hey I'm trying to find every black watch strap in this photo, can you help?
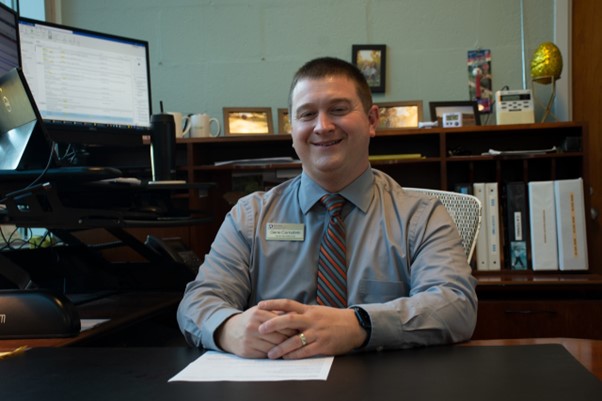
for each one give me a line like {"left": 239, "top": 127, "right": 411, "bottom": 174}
{"left": 351, "top": 306, "right": 372, "bottom": 348}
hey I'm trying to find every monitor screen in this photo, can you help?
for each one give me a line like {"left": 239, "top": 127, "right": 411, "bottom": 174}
{"left": 18, "top": 18, "right": 152, "bottom": 146}
{"left": 0, "top": 68, "right": 51, "bottom": 171}
{"left": 0, "top": 3, "right": 19, "bottom": 76}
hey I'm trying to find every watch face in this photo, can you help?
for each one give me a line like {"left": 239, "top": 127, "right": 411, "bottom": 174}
{"left": 353, "top": 307, "right": 371, "bottom": 330}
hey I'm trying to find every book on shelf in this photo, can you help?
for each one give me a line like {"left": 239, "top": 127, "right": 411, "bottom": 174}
{"left": 528, "top": 181, "right": 558, "bottom": 271}
{"left": 454, "top": 183, "right": 473, "bottom": 195}
{"left": 472, "top": 183, "right": 489, "bottom": 271}
{"left": 214, "top": 157, "right": 299, "bottom": 166}
{"left": 368, "top": 153, "right": 424, "bottom": 162}
{"left": 554, "top": 178, "right": 588, "bottom": 271}
{"left": 503, "top": 182, "right": 528, "bottom": 270}
{"left": 485, "top": 182, "right": 501, "bottom": 271}
{"left": 483, "top": 146, "right": 557, "bottom": 156}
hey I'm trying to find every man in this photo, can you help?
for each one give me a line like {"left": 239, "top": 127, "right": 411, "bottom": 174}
{"left": 177, "top": 57, "right": 477, "bottom": 359}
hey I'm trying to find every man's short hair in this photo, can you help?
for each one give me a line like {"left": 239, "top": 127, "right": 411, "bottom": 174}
{"left": 288, "top": 57, "right": 373, "bottom": 114}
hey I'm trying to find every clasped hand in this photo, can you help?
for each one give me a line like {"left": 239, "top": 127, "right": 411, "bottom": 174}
{"left": 216, "top": 299, "right": 366, "bottom": 359}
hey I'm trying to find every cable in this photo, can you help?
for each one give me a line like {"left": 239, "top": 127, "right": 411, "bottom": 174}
{"left": 0, "top": 226, "right": 29, "bottom": 251}
{"left": 22, "top": 140, "right": 56, "bottom": 190}
{"left": 0, "top": 142, "right": 57, "bottom": 250}
{"left": 0, "top": 140, "right": 56, "bottom": 205}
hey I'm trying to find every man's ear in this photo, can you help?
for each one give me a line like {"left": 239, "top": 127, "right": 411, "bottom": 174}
{"left": 367, "top": 105, "right": 379, "bottom": 137}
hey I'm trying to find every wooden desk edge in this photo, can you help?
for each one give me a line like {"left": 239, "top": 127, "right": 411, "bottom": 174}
{"left": 463, "top": 337, "right": 602, "bottom": 380}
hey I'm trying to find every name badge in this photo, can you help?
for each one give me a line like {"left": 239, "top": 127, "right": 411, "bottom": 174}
{"left": 266, "top": 223, "right": 305, "bottom": 241}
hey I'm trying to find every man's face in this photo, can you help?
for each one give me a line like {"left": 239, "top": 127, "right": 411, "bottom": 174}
{"left": 290, "top": 75, "right": 378, "bottom": 189}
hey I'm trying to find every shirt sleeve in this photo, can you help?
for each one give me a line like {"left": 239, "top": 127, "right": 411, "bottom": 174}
{"left": 358, "top": 196, "right": 478, "bottom": 351}
{"left": 176, "top": 200, "right": 253, "bottom": 350}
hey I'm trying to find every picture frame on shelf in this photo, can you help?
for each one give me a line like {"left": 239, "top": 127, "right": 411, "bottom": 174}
{"left": 375, "top": 101, "right": 423, "bottom": 130}
{"left": 223, "top": 107, "right": 274, "bottom": 135}
{"left": 277, "top": 108, "right": 291, "bottom": 135}
{"left": 428, "top": 101, "right": 481, "bottom": 126}
{"left": 352, "top": 44, "right": 386, "bottom": 93}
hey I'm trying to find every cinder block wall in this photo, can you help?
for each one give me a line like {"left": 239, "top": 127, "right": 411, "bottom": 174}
{"left": 60, "top": 0, "right": 554, "bottom": 126}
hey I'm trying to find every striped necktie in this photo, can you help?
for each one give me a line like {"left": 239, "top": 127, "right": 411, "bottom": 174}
{"left": 316, "top": 194, "right": 347, "bottom": 308}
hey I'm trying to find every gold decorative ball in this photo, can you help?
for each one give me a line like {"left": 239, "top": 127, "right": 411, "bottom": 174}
{"left": 530, "top": 42, "right": 563, "bottom": 84}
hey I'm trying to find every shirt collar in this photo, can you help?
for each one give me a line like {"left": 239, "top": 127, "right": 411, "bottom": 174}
{"left": 299, "top": 168, "right": 374, "bottom": 214}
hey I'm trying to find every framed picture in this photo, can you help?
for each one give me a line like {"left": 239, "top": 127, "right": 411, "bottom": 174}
{"left": 223, "top": 107, "right": 274, "bottom": 135}
{"left": 277, "top": 108, "right": 291, "bottom": 135}
{"left": 376, "top": 101, "right": 423, "bottom": 130}
{"left": 352, "top": 44, "right": 386, "bottom": 93}
{"left": 428, "top": 101, "right": 481, "bottom": 126}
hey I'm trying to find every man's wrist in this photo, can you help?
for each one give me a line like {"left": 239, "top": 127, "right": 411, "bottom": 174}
{"left": 350, "top": 306, "right": 372, "bottom": 349}
{"left": 214, "top": 313, "right": 238, "bottom": 353}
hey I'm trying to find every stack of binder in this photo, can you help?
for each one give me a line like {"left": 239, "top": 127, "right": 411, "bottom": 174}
{"left": 472, "top": 178, "right": 588, "bottom": 271}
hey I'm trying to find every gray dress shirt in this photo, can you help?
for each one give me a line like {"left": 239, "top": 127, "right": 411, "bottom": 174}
{"left": 177, "top": 168, "right": 478, "bottom": 351}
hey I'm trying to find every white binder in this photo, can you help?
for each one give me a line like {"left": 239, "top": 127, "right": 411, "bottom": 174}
{"left": 528, "top": 181, "right": 558, "bottom": 271}
{"left": 554, "top": 178, "right": 588, "bottom": 271}
{"left": 472, "top": 183, "right": 489, "bottom": 270}
{"left": 485, "top": 182, "right": 501, "bottom": 270}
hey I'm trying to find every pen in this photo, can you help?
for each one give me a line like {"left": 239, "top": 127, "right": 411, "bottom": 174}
{"left": 0, "top": 346, "right": 29, "bottom": 360}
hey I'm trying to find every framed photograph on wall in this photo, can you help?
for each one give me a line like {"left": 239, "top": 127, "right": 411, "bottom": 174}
{"left": 376, "top": 101, "right": 423, "bottom": 130}
{"left": 352, "top": 44, "right": 386, "bottom": 93}
{"left": 428, "top": 101, "right": 481, "bottom": 126}
{"left": 277, "top": 108, "right": 291, "bottom": 135}
{"left": 223, "top": 107, "right": 274, "bottom": 135}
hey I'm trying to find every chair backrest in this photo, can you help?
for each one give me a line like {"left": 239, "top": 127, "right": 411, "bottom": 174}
{"left": 404, "top": 187, "right": 482, "bottom": 263}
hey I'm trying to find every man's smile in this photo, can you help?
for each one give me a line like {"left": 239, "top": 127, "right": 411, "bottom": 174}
{"left": 313, "top": 139, "right": 343, "bottom": 147}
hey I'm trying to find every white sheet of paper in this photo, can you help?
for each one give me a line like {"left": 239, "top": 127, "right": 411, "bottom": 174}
{"left": 80, "top": 319, "right": 110, "bottom": 332}
{"left": 168, "top": 351, "right": 334, "bottom": 382}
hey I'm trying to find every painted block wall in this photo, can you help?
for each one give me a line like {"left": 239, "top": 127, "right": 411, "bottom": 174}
{"left": 60, "top": 0, "right": 555, "bottom": 128}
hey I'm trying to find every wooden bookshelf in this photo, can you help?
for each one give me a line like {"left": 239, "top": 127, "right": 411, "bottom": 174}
{"left": 173, "top": 122, "right": 592, "bottom": 271}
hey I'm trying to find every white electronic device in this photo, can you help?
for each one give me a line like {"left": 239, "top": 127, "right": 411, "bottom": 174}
{"left": 495, "top": 89, "right": 535, "bottom": 125}
{"left": 442, "top": 112, "right": 462, "bottom": 128}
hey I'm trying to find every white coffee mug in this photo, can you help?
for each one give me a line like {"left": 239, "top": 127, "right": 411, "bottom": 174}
{"left": 190, "top": 113, "right": 221, "bottom": 138}
{"left": 168, "top": 111, "right": 191, "bottom": 137}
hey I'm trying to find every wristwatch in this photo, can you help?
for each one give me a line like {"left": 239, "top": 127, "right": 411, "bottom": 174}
{"left": 351, "top": 306, "right": 372, "bottom": 348}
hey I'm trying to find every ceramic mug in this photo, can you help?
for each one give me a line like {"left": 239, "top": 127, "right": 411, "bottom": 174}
{"left": 190, "top": 113, "right": 221, "bottom": 138}
{"left": 168, "top": 111, "right": 191, "bottom": 137}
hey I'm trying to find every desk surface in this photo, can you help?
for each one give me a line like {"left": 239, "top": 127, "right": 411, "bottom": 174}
{"left": 0, "top": 343, "right": 600, "bottom": 401}
{"left": 0, "top": 291, "right": 182, "bottom": 349}
{"left": 467, "top": 337, "right": 602, "bottom": 381}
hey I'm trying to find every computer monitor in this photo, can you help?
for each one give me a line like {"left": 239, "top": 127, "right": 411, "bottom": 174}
{"left": 0, "top": 2, "right": 20, "bottom": 76}
{"left": 0, "top": 68, "right": 51, "bottom": 171}
{"left": 18, "top": 17, "right": 152, "bottom": 147}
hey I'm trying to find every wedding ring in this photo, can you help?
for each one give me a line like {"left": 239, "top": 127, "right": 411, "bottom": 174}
{"left": 299, "top": 332, "right": 308, "bottom": 347}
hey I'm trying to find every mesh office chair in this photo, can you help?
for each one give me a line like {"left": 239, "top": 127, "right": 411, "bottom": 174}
{"left": 404, "top": 188, "right": 482, "bottom": 263}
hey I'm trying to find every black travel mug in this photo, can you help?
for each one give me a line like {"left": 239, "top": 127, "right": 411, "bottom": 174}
{"left": 150, "top": 113, "right": 176, "bottom": 181}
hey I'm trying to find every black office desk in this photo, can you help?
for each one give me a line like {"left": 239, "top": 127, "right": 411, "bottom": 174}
{"left": 1, "top": 345, "right": 600, "bottom": 401}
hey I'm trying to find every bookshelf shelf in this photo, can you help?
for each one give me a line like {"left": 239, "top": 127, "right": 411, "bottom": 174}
{"left": 446, "top": 152, "right": 584, "bottom": 162}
